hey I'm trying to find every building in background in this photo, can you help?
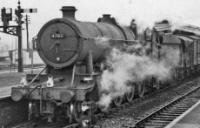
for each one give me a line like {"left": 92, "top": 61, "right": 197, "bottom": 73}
{"left": 0, "top": 32, "right": 43, "bottom": 70}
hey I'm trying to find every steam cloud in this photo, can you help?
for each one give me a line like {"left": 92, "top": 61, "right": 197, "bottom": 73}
{"left": 95, "top": 37, "right": 180, "bottom": 110}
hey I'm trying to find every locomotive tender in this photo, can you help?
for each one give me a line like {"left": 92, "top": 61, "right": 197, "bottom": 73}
{"left": 11, "top": 6, "right": 137, "bottom": 123}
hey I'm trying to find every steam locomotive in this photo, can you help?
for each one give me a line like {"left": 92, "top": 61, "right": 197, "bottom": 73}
{"left": 11, "top": 6, "right": 138, "bottom": 125}
{"left": 11, "top": 6, "right": 200, "bottom": 126}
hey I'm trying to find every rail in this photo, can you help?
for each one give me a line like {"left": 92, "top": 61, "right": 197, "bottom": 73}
{"left": 133, "top": 85, "right": 200, "bottom": 128}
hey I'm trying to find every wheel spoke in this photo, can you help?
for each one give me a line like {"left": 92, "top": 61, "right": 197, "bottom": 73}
{"left": 113, "top": 96, "right": 123, "bottom": 107}
{"left": 72, "top": 101, "right": 83, "bottom": 123}
{"left": 137, "top": 82, "right": 145, "bottom": 97}
{"left": 125, "top": 85, "right": 135, "bottom": 102}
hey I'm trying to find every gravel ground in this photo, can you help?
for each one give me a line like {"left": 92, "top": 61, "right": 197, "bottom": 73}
{"left": 95, "top": 78, "right": 200, "bottom": 128}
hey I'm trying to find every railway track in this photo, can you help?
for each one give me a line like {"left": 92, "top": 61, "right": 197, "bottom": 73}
{"left": 131, "top": 83, "right": 200, "bottom": 128}
{"left": 94, "top": 77, "right": 200, "bottom": 128}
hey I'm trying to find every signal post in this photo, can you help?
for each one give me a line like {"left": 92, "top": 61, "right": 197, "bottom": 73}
{"left": 0, "top": 0, "right": 37, "bottom": 72}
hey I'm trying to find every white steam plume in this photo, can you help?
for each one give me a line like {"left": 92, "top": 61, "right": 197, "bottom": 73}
{"left": 95, "top": 38, "right": 180, "bottom": 110}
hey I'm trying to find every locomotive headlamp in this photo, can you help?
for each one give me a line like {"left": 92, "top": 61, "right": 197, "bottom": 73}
{"left": 46, "top": 75, "right": 54, "bottom": 87}
{"left": 81, "top": 102, "right": 90, "bottom": 112}
{"left": 82, "top": 77, "right": 93, "bottom": 82}
{"left": 20, "top": 76, "right": 28, "bottom": 86}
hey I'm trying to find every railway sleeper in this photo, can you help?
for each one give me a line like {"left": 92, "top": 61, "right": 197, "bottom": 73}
{"left": 168, "top": 106, "right": 191, "bottom": 110}
{"left": 160, "top": 112, "right": 183, "bottom": 116}
{"left": 156, "top": 115, "right": 179, "bottom": 118}
{"left": 151, "top": 117, "right": 174, "bottom": 121}
{"left": 171, "top": 102, "right": 193, "bottom": 106}
{"left": 144, "top": 126, "right": 163, "bottom": 128}
{"left": 144, "top": 122, "right": 169, "bottom": 127}
{"left": 144, "top": 125, "right": 167, "bottom": 128}
{"left": 159, "top": 110, "right": 183, "bottom": 113}
{"left": 186, "top": 98, "right": 200, "bottom": 102}
{"left": 145, "top": 122, "right": 169, "bottom": 126}
{"left": 169, "top": 105, "right": 191, "bottom": 109}
{"left": 167, "top": 107, "right": 190, "bottom": 112}
{"left": 166, "top": 107, "right": 189, "bottom": 111}
{"left": 148, "top": 120, "right": 171, "bottom": 123}
{"left": 183, "top": 97, "right": 199, "bottom": 100}
{"left": 165, "top": 109, "right": 188, "bottom": 113}
{"left": 159, "top": 113, "right": 180, "bottom": 116}
{"left": 174, "top": 100, "right": 197, "bottom": 105}
{"left": 144, "top": 124, "right": 167, "bottom": 128}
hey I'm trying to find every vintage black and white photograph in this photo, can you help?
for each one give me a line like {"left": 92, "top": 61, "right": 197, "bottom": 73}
{"left": 0, "top": 0, "right": 200, "bottom": 127}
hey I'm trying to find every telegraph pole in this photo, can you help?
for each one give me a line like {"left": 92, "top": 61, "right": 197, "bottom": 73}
{"left": 25, "top": 14, "right": 30, "bottom": 50}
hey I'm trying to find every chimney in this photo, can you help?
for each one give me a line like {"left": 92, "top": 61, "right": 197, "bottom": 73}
{"left": 102, "top": 14, "right": 111, "bottom": 21}
{"left": 61, "top": 6, "right": 77, "bottom": 19}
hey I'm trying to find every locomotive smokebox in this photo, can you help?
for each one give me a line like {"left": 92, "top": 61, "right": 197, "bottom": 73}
{"left": 61, "top": 6, "right": 77, "bottom": 19}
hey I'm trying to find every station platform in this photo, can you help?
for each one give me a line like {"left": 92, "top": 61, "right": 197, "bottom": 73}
{"left": 0, "top": 72, "right": 23, "bottom": 99}
{"left": 165, "top": 100, "right": 200, "bottom": 128}
{"left": 0, "top": 68, "right": 43, "bottom": 99}
{"left": 0, "top": 72, "right": 23, "bottom": 87}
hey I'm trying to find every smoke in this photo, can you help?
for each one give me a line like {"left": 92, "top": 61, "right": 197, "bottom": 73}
{"left": 96, "top": 38, "right": 180, "bottom": 110}
{"left": 95, "top": 36, "right": 110, "bottom": 48}
{"left": 71, "top": 0, "right": 200, "bottom": 33}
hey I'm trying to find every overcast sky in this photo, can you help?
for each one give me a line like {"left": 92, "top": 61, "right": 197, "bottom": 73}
{"left": 1, "top": 0, "right": 200, "bottom": 38}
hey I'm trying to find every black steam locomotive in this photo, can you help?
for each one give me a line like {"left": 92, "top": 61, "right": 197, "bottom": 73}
{"left": 11, "top": 6, "right": 137, "bottom": 124}
{"left": 11, "top": 6, "right": 200, "bottom": 126}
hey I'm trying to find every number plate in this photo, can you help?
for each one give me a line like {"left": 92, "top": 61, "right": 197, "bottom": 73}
{"left": 51, "top": 32, "right": 65, "bottom": 39}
